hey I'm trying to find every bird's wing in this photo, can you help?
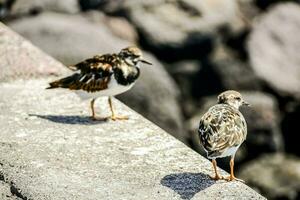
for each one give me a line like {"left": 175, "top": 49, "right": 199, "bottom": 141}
{"left": 47, "top": 54, "right": 118, "bottom": 92}
{"left": 198, "top": 105, "right": 247, "bottom": 154}
{"left": 67, "top": 54, "right": 118, "bottom": 72}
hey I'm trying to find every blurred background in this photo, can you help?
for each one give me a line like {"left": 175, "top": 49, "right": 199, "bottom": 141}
{"left": 1, "top": 0, "right": 300, "bottom": 199}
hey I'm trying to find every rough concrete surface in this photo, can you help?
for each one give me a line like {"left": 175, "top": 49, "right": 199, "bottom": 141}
{"left": 0, "top": 79, "right": 265, "bottom": 200}
{"left": 0, "top": 22, "right": 68, "bottom": 83}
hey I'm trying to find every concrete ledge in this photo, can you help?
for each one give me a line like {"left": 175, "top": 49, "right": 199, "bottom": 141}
{"left": 0, "top": 22, "right": 265, "bottom": 199}
{"left": 0, "top": 22, "right": 67, "bottom": 83}
{"left": 0, "top": 79, "right": 265, "bottom": 200}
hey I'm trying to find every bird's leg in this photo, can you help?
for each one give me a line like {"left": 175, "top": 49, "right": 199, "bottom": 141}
{"left": 224, "top": 156, "right": 244, "bottom": 182}
{"left": 108, "top": 96, "right": 128, "bottom": 121}
{"left": 90, "top": 98, "right": 96, "bottom": 120}
{"left": 210, "top": 159, "right": 222, "bottom": 180}
{"left": 90, "top": 99, "right": 108, "bottom": 121}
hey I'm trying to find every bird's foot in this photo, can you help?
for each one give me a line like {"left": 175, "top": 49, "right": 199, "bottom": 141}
{"left": 90, "top": 116, "right": 109, "bottom": 121}
{"left": 110, "top": 115, "right": 129, "bottom": 121}
{"left": 209, "top": 174, "right": 223, "bottom": 181}
{"left": 223, "top": 175, "right": 244, "bottom": 182}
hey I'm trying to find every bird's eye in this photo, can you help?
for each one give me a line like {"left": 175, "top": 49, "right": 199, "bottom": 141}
{"left": 235, "top": 97, "right": 241, "bottom": 100}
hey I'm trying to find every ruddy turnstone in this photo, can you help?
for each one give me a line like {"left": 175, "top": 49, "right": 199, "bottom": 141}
{"left": 47, "top": 46, "right": 152, "bottom": 120}
{"left": 198, "top": 90, "right": 250, "bottom": 181}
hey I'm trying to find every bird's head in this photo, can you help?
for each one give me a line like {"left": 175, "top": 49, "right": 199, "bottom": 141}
{"left": 118, "top": 46, "right": 152, "bottom": 67}
{"left": 217, "top": 90, "right": 250, "bottom": 109}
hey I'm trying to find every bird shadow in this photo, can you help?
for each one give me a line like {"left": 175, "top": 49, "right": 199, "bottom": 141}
{"left": 160, "top": 172, "right": 216, "bottom": 200}
{"left": 29, "top": 114, "right": 107, "bottom": 125}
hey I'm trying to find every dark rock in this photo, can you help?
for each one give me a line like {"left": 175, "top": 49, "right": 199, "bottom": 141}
{"left": 186, "top": 45, "right": 262, "bottom": 99}
{"left": 121, "top": 0, "right": 246, "bottom": 61}
{"left": 240, "top": 92, "right": 284, "bottom": 159}
{"left": 281, "top": 102, "right": 300, "bottom": 156}
{"left": 248, "top": 3, "right": 300, "bottom": 100}
{"left": 255, "top": 0, "right": 299, "bottom": 10}
{"left": 9, "top": 0, "right": 80, "bottom": 17}
{"left": 0, "top": 0, "right": 15, "bottom": 19}
{"left": 187, "top": 91, "right": 283, "bottom": 164}
{"left": 79, "top": 0, "right": 106, "bottom": 11}
{"left": 238, "top": 153, "right": 300, "bottom": 200}
{"left": 210, "top": 45, "right": 263, "bottom": 91}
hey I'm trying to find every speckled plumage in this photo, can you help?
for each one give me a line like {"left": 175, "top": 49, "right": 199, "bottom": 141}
{"left": 199, "top": 104, "right": 247, "bottom": 159}
{"left": 198, "top": 90, "right": 249, "bottom": 181}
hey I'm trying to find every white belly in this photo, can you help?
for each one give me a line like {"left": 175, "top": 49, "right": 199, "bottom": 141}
{"left": 75, "top": 78, "right": 135, "bottom": 100}
{"left": 219, "top": 145, "right": 240, "bottom": 158}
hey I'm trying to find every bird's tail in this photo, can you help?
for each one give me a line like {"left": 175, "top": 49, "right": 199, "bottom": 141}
{"left": 46, "top": 74, "right": 80, "bottom": 89}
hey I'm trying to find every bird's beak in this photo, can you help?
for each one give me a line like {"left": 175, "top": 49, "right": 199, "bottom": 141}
{"left": 140, "top": 59, "right": 152, "bottom": 65}
{"left": 242, "top": 101, "right": 250, "bottom": 106}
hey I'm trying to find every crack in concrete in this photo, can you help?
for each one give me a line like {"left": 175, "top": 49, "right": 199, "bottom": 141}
{"left": 10, "top": 182, "right": 28, "bottom": 200}
{"left": 0, "top": 170, "right": 28, "bottom": 200}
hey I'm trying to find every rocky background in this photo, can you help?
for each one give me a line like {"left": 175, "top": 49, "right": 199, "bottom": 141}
{"left": 1, "top": 0, "right": 300, "bottom": 199}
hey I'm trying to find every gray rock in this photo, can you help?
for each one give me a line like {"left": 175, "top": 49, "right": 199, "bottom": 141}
{"left": 238, "top": 153, "right": 300, "bottom": 200}
{"left": 248, "top": 3, "right": 300, "bottom": 99}
{"left": 7, "top": 12, "right": 131, "bottom": 65}
{"left": 121, "top": 0, "right": 246, "bottom": 60}
{"left": 83, "top": 11, "right": 138, "bottom": 43}
{"left": 207, "top": 44, "right": 263, "bottom": 92}
{"left": 187, "top": 92, "right": 283, "bottom": 163}
{"left": 9, "top": 0, "right": 80, "bottom": 16}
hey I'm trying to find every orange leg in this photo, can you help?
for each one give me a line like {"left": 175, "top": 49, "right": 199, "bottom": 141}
{"left": 224, "top": 156, "right": 244, "bottom": 182}
{"left": 90, "top": 99, "right": 108, "bottom": 121}
{"left": 210, "top": 159, "right": 222, "bottom": 180}
{"left": 108, "top": 96, "right": 128, "bottom": 121}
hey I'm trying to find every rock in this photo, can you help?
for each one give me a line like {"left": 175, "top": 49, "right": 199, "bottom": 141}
{"left": 237, "top": 0, "right": 261, "bottom": 22}
{"left": 83, "top": 11, "right": 138, "bottom": 43}
{"left": 118, "top": 53, "right": 187, "bottom": 142}
{"left": 240, "top": 92, "right": 284, "bottom": 158}
{"left": 9, "top": 0, "right": 80, "bottom": 16}
{"left": 174, "top": 45, "right": 262, "bottom": 100}
{"left": 166, "top": 60, "right": 201, "bottom": 112}
{"left": 210, "top": 44, "right": 262, "bottom": 91}
{"left": 255, "top": 0, "right": 300, "bottom": 10}
{"left": 121, "top": 0, "right": 246, "bottom": 61}
{"left": 248, "top": 3, "right": 300, "bottom": 99}
{"left": 79, "top": 0, "right": 106, "bottom": 11}
{"left": 0, "top": 22, "right": 67, "bottom": 82}
{"left": 7, "top": 12, "right": 131, "bottom": 65}
{"left": 0, "top": 0, "right": 14, "bottom": 19}
{"left": 238, "top": 153, "right": 300, "bottom": 200}
{"left": 281, "top": 102, "right": 300, "bottom": 156}
{"left": 187, "top": 92, "right": 283, "bottom": 164}
{"left": 7, "top": 14, "right": 185, "bottom": 142}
